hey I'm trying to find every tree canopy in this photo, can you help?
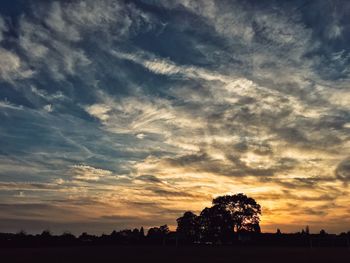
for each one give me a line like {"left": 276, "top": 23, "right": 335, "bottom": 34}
{"left": 212, "top": 193, "right": 261, "bottom": 233}
{"left": 176, "top": 193, "right": 261, "bottom": 243}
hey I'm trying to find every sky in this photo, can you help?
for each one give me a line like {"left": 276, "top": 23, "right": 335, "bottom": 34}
{"left": 0, "top": 0, "right": 349, "bottom": 235}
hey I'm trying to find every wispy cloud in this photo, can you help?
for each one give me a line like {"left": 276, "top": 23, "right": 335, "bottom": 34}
{"left": 112, "top": 50, "right": 232, "bottom": 83}
{"left": 0, "top": 48, "right": 33, "bottom": 82}
{"left": 70, "top": 164, "right": 113, "bottom": 181}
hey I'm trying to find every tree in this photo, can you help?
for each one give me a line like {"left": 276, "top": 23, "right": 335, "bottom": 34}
{"left": 199, "top": 205, "right": 233, "bottom": 243}
{"left": 320, "top": 229, "right": 327, "bottom": 236}
{"left": 41, "top": 230, "right": 52, "bottom": 238}
{"left": 132, "top": 228, "right": 140, "bottom": 237}
{"left": 176, "top": 211, "right": 200, "bottom": 243}
{"left": 147, "top": 225, "right": 169, "bottom": 244}
{"left": 212, "top": 193, "right": 261, "bottom": 233}
{"left": 61, "top": 231, "right": 76, "bottom": 244}
{"left": 159, "top": 225, "right": 170, "bottom": 235}
{"left": 139, "top": 227, "right": 145, "bottom": 238}
{"left": 305, "top": 225, "right": 310, "bottom": 235}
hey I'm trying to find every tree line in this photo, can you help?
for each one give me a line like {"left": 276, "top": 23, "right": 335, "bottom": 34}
{"left": 1, "top": 193, "right": 350, "bottom": 247}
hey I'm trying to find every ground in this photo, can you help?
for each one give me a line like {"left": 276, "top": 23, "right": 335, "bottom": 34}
{"left": 0, "top": 246, "right": 349, "bottom": 263}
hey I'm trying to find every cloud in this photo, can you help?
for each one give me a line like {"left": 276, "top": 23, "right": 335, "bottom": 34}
{"left": 335, "top": 158, "right": 350, "bottom": 183}
{"left": 0, "top": 48, "right": 33, "bottom": 82}
{"left": 83, "top": 94, "right": 178, "bottom": 137}
{"left": 0, "top": 182, "right": 62, "bottom": 191}
{"left": 44, "top": 2, "right": 81, "bottom": 42}
{"left": 70, "top": 165, "right": 113, "bottom": 181}
{"left": 85, "top": 104, "right": 111, "bottom": 122}
{"left": 0, "top": 16, "right": 7, "bottom": 42}
{"left": 0, "top": 100, "right": 23, "bottom": 110}
{"left": 43, "top": 104, "right": 53, "bottom": 112}
{"left": 135, "top": 174, "right": 163, "bottom": 184}
{"left": 146, "top": 187, "right": 195, "bottom": 198}
{"left": 112, "top": 50, "right": 232, "bottom": 83}
{"left": 14, "top": 0, "right": 155, "bottom": 82}
{"left": 136, "top": 133, "right": 145, "bottom": 139}
{"left": 30, "top": 86, "right": 66, "bottom": 101}
{"left": 159, "top": 151, "right": 297, "bottom": 178}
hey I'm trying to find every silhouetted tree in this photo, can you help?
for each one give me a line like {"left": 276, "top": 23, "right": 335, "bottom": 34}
{"left": 139, "top": 227, "right": 145, "bottom": 238}
{"left": 147, "top": 225, "right": 169, "bottom": 244}
{"left": 79, "top": 232, "right": 94, "bottom": 243}
{"left": 60, "top": 231, "right": 76, "bottom": 245}
{"left": 110, "top": 230, "right": 118, "bottom": 237}
{"left": 212, "top": 193, "right": 261, "bottom": 233}
{"left": 132, "top": 228, "right": 140, "bottom": 236}
{"left": 17, "top": 230, "right": 27, "bottom": 238}
{"left": 159, "top": 225, "right": 169, "bottom": 235}
{"left": 199, "top": 205, "right": 233, "bottom": 243}
{"left": 41, "top": 230, "right": 52, "bottom": 238}
{"left": 177, "top": 211, "right": 200, "bottom": 243}
{"left": 305, "top": 225, "right": 310, "bottom": 235}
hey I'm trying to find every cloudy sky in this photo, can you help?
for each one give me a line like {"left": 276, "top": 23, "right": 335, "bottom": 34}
{"left": 0, "top": 0, "right": 349, "bottom": 234}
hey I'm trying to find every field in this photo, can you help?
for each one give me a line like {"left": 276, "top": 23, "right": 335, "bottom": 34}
{"left": 0, "top": 246, "right": 349, "bottom": 263}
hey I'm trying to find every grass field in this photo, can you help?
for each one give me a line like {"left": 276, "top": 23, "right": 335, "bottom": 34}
{"left": 0, "top": 246, "right": 349, "bottom": 263}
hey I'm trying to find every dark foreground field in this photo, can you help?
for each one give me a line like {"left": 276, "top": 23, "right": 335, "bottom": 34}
{"left": 0, "top": 246, "right": 349, "bottom": 263}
